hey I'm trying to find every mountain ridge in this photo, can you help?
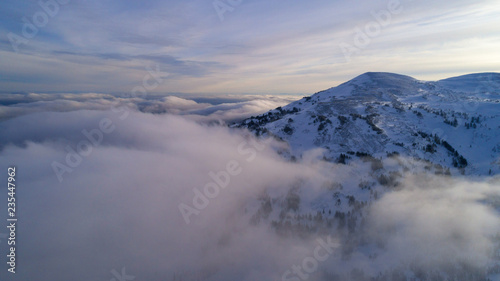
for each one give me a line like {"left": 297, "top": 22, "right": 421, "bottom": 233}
{"left": 237, "top": 72, "right": 500, "bottom": 176}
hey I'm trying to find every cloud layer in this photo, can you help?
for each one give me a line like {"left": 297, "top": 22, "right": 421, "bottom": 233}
{"left": 0, "top": 92, "right": 299, "bottom": 122}
{"left": 0, "top": 107, "right": 499, "bottom": 281}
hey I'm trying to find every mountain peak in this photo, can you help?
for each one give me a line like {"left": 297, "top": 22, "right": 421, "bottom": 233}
{"left": 438, "top": 72, "right": 500, "bottom": 93}
{"left": 354, "top": 72, "right": 416, "bottom": 81}
{"left": 347, "top": 72, "right": 418, "bottom": 89}
{"left": 239, "top": 71, "right": 500, "bottom": 176}
{"left": 312, "top": 72, "right": 420, "bottom": 100}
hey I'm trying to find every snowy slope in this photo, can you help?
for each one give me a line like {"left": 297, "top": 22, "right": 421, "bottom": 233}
{"left": 232, "top": 73, "right": 500, "bottom": 280}
{"left": 238, "top": 72, "right": 500, "bottom": 176}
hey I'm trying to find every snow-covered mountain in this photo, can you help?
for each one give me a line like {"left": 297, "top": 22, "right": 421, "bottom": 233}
{"left": 230, "top": 73, "right": 500, "bottom": 280}
{"left": 238, "top": 72, "right": 500, "bottom": 176}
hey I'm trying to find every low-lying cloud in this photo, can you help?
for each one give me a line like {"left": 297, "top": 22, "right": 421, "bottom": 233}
{"left": 0, "top": 105, "right": 499, "bottom": 281}
{"left": 366, "top": 175, "right": 500, "bottom": 276}
{"left": 0, "top": 93, "right": 299, "bottom": 123}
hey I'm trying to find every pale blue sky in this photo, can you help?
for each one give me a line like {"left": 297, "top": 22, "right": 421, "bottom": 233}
{"left": 1, "top": 0, "right": 499, "bottom": 94}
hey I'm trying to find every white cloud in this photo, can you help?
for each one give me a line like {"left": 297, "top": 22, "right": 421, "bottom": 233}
{"left": 368, "top": 175, "right": 500, "bottom": 271}
{"left": 0, "top": 109, "right": 499, "bottom": 280}
{"left": 0, "top": 93, "right": 299, "bottom": 123}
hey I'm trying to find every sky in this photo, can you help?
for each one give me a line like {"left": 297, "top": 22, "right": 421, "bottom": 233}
{"left": 1, "top": 0, "right": 500, "bottom": 94}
